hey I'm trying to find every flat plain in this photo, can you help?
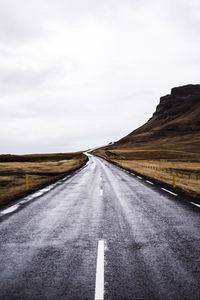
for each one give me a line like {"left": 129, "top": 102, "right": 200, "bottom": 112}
{"left": 0, "top": 153, "right": 87, "bottom": 207}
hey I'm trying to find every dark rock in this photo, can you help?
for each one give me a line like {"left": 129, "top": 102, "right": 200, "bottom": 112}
{"left": 111, "top": 84, "right": 200, "bottom": 147}
{"left": 171, "top": 84, "right": 200, "bottom": 97}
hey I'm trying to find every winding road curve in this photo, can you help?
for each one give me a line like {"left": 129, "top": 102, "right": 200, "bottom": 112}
{"left": 0, "top": 154, "right": 199, "bottom": 299}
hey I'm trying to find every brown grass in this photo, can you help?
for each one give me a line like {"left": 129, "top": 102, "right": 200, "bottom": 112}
{"left": 95, "top": 149, "right": 200, "bottom": 201}
{"left": 0, "top": 153, "right": 87, "bottom": 207}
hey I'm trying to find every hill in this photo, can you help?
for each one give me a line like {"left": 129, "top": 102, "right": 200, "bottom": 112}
{"left": 94, "top": 84, "right": 200, "bottom": 200}
{"left": 98, "top": 84, "right": 200, "bottom": 160}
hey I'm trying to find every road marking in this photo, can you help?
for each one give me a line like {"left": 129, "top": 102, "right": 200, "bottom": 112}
{"left": 100, "top": 188, "right": 103, "bottom": 196}
{"left": 146, "top": 180, "right": 154, "bottom": 185}
{"left": 191, "top": 202, "right": 200, "bottom": 208}
{"left": 1, "top": 204, "right": 19, "bottom": 215}
{"left": 95, "top": 240, "right": 104, "bottom": 300}
{"left": 31, "top": 191, "right": 44, "bottom": 197}
{"left": 161, "top": 188, "right": 178, "bottom": 196}
{"left": 100, "top": 176, "right": 102, "bottom": 182}
{"left": 137, "top": 176, "right": 142, "bottom": 179}
{"left": 40, "top": 187, "right": 52, "bottom": 192}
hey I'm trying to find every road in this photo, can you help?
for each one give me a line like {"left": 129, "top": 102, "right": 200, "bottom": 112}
{"left": 0, "top": 154, "right": 199, "bottom": 300}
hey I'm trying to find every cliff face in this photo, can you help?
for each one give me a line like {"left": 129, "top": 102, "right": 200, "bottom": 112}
{"left": 106, "top": 84, "right": 200, "bottom": 158}
{"left": 116, "top": 84, "right": 200, "bottom": 142}
{"left": 153, "top": 85, "right": 200, "bottom": 130}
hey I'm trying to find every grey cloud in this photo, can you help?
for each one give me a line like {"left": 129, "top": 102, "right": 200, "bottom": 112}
{"left": 0, "top": 2, "right": 45, "bottom": 43}
{"left": 0, "top": 0, "right": 154, "bottom": 44}
{"left": 0, "top": 67, "right": 61, "bottom": 94}
{"left": 164, "top": 0, "right": 200, "bottom": 37}
{"left": 0, "top": 0, "right": 199, "bottom": 153}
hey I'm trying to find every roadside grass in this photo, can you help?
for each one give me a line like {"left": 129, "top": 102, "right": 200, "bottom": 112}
{"left": 0, "top": 153, "right": 87, "bottom": 207}
{"left": 94, "top": 149, "right": 200, "bottom": 201}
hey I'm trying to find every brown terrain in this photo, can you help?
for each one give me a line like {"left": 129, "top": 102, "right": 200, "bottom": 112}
{"left": 0, "top": 152, "right": 87, "bottom": 207}
{"left": 94, "top": 84, "right": 200, "bottom": 200}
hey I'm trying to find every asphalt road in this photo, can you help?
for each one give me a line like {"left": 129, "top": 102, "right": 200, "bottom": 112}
{"left": 0, "top": 154, "right": 199, "bottom": 300}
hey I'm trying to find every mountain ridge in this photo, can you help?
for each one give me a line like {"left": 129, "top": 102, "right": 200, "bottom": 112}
{"left": 98, "top": 84, "right": 200, "bottom": 160}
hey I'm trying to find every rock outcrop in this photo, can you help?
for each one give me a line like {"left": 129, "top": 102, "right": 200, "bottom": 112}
{"left": 104, "top": 84, "right": 200, "bottom": 159}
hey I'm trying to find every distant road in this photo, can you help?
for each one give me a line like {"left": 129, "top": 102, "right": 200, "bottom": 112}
{"left": 0, "top": 154, "right": 199, "bottom": 300}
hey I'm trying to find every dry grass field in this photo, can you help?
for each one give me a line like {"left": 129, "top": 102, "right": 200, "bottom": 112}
{"left": 0, "top": 153, "right": 87, "bottom": 207}
{"left": 95, "top": 149, "right": 200, "bottom": 200}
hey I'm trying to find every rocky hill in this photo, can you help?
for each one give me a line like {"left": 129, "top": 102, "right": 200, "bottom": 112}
{"left": 97, "top": 84, "right": 200, "bottom": 160}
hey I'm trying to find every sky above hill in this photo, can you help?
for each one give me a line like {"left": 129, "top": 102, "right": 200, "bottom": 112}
{"left": 0, "top": 0, "right": 200, "bottom": 153}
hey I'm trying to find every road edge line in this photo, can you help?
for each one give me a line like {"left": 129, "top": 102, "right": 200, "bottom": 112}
{"left": 161, "top": 188, "right": 178, "bottom": 196}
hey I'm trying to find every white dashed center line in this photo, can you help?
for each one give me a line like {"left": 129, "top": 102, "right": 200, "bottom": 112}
{"left": 100, "top": 188, "right": 103, "bottom": 196}
{"left": 95, "top": 240, "right": 104, "bottom": 300}
{"left": 137, "top": 176, "right": 142, "bottom": 179}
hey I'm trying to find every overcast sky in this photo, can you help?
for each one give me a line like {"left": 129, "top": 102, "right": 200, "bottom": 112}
{"left": 0, "top": 0, "right": 200, "bottom": 154}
